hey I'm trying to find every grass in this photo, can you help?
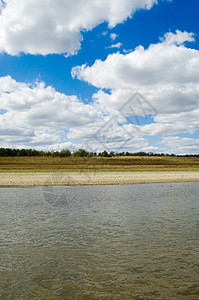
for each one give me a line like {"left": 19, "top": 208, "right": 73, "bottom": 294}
{"left": 0, "top": 156, "right": 198, "bottom": 172}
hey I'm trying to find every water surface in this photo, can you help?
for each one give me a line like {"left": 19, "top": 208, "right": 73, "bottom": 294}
{"left": 0, "top": 182, "right": 199, "bottom": 299}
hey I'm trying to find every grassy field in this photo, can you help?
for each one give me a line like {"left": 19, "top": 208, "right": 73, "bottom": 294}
{"left": 0, "top": 156, "right": 199, "bottom": 172}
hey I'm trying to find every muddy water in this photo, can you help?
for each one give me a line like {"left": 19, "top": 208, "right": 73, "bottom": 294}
{"left": 0, "top": 182, "right": 199, "bottom": 299}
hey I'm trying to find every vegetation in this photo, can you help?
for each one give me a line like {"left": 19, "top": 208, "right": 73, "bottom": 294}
{"left": 0, "top": 147, "right": 198, "bottom": 158}
{"left": 0, "top": 153, "right": 198, "bottom": 172}
{"left": 0, "top": 147, "right": 198, "bottom": 172}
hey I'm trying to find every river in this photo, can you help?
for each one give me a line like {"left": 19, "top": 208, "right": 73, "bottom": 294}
{"left": 0, "top": 182, "right": 199, "bottom": 299}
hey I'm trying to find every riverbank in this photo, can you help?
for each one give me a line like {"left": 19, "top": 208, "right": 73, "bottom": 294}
{"left": 0, "top": 171, "right": 199, "bottom": 186}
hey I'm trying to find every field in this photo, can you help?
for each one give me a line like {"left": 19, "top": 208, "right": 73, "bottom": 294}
{"left": 0, "top": 156, "right": 199, "bottom": 172}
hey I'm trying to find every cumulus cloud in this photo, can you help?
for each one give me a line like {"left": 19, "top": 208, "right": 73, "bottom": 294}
{"left": 0, "top": 76, "right": 99, "bottom": 124}
{"left": 0, "top": 76, "right": 154, "bottom": 152}
{"left": 1, "top": 24, "right": 199, "bottom": 153}
{"left": 72, "top": 30, "right": 199, "bottom": 144}
{"left": 0, "top": 0, "right": 163, "bottom": 55}
{"left": 0, "top": 76, "right": 101, "bottom": 149}
{"left": 67, "top": 119, "right": 150, "bottom": 153}
{"left": 160, "top": 30, "right": 195, "bottom": 46}
{"left": 72, "top": 30, "right": 197, "bottom": 89}
{"left": 1, "top": 73, "right": 198, "bottom": 153}
{"left": 162, "top": 136, "right": 199, "bottom": 154}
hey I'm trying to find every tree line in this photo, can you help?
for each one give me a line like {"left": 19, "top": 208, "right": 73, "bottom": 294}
{"left": 0, "top": 147, "right": 198, "bottom": 157}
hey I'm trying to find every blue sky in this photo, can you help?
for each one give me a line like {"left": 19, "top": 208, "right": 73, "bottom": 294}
{"left": 0, "top": 0, "right": 199, "bottom": 154}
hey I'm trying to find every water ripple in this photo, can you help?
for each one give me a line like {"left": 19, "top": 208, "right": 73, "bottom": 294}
{"left": 0, "top": 182, "right": 199, "bottom": 299}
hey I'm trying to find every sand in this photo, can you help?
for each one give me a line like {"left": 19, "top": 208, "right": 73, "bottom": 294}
{"left": 0, "top": 171, "right": 199, "bottom": 186}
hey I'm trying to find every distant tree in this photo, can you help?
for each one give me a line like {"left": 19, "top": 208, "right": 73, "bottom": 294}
{"left": 17, "top": 149, "right": 28, "bottom": 156}
{"left": 32, "top": 149, "right": 40, "bottom": 156}
{"left": 73, "top": 149, "right": 89, "bottom": 157}
{"left": 11, "top": 149, "right": 18, "bottom": 156}
{"left": 52, "top": 151, "right": 60, "bottom": 157}
{"left": 101, "top": 150, "right": 110, "bottom": 157}
{"left": 88, "top": 152, "right": 93, "bottom": 157}
{"left": 60, "top": 149, "right": 71, "bottom": 157}
{"left": 0, "top": 148, "right": 6, "bottom": 156}
{"left": 0, "top": 146, "right": 197, "bottom": 157}
{"left": 110, "top": 151, "right": 115, "bottom": 157}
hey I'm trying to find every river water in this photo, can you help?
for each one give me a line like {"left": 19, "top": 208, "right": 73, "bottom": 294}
{"left": 0, "top": 182, "right": 199, "bottom": 299}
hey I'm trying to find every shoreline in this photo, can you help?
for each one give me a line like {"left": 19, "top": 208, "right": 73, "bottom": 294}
{"left": 0, "top": 171, "right": 199, "bottom": 186}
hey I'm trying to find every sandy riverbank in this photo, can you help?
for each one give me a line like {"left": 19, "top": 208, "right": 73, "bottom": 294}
{"left": 0, "top": 171, "right": 199, "bottom": 186}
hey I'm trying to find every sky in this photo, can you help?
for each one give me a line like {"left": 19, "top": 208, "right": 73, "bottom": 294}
{"left": 0, "top": 0, "right": 199, "bottom": 154}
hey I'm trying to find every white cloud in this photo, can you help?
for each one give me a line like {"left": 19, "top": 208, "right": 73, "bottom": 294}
{"left": 47, "top": 142, "right": 80, "bottom": 152}
{"left": 67, "top": 120, "right": 150, "bottom": 153}
{"left": 0, "top": 76, "right": 154, "bottom": 152}
{"left": 72, "top": 30, "right": 197, "bottom": 89}
{"left": 160, "top": 30, "right": 195, "bottom": 46}
{"left": 162, "top": 136, "right": 199, "bottom": 155}
{"left": 72, "top": 30, "right": 199, "bottom": 141}
{"left": 107, "top": 42, "right": 122, "bottom": 49}
{"left": 1, "top": 25, "right": 199, "bottom": 154}
{"left": 110, "top": 33, "right": 118, "bottom": 40}
{"left": 0, "top": 76, "right": 101, "bottom": 149}
{"left": 0, "top": 0, "right": 163, "bottom": 55}
{"left": 1, "top": 73, "right": 198, "bottom": 153}
{"left": 0, "top": 76, "right": 99, "bottom": 125}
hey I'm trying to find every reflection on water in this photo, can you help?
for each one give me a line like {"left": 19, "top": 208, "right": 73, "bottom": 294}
{"left": 0, "top": 182, "right": 199, "bottom": 299}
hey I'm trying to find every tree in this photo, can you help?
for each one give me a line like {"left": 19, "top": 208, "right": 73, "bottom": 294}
{"left": 100, "top": 150, "right": 110, "bottom": 157}
{"left": 73, "top": 149, "right": 89, "bottom": 157}
{"left": 52, "top": 151, "right": 60, "bottom": 157}
{"left": 110, "top": 151, "right": 115, "bottom": 157}
{"left": 17, "top": 149, "right": 28, "bottom": 156}
{"left": 60, "top": 149, "right": 71, "bottom": 157}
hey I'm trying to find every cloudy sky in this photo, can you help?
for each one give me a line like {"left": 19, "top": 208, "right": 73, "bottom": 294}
{"left": 0, "top": 0, "right": 199, "bottom": 154}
